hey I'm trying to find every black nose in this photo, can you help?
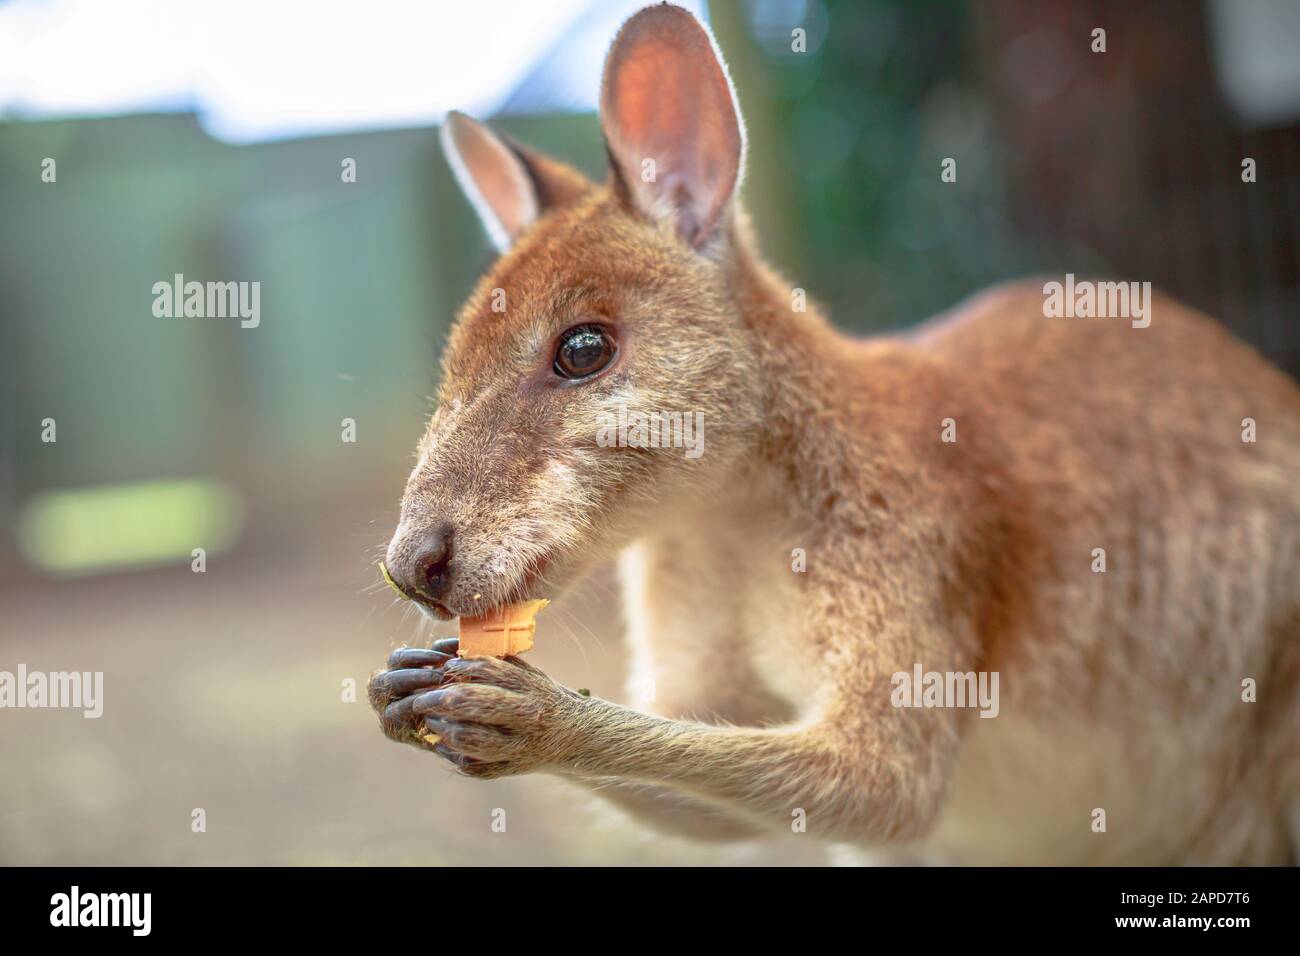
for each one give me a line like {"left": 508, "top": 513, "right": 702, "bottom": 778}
{"left": 389, "top": 522, "right": 455, "bottom": 603}
{"left": 412, "top": 523, "right": 455, "bottom": 600}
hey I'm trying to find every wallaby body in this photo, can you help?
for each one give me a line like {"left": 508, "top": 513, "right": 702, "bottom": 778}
{"left": 370, "top": 4, "right": 1300, "bottom": 864}
{"left": 622, "top": 272, "right": 1300, "bottom": 864}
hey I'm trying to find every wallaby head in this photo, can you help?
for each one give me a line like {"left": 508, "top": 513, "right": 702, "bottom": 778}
{"left": 385, "top": 4, "right": 766, "bottom": 619}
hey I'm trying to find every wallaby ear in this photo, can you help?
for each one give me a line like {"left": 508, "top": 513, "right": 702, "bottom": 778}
{"left": 600, "top": 4, "right": 745, "bottom": 249}
{"left": 440, "top": 111, "right": 591, "bottom": 251}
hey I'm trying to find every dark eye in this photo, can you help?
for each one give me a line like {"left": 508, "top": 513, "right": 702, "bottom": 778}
{"left": 554, "top": 324, "right": 616, "bottom": 380}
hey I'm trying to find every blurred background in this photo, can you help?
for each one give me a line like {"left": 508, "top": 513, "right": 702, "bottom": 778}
{"left": 1, "top": 0, "right": 1297, "bottom": 865}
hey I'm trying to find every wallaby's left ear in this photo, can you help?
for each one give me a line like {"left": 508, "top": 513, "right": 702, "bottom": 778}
{"left": 440, "top": 111, "right": 592, "bottom": 251}
{"left": 600, "top": 4, "right": 745, "bottom": 249}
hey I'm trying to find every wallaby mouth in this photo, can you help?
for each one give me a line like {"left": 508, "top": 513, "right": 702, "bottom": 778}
{"left": 405, "top": 588, "right": 456, "bottom": 621}
{"left": 415, "top": 596, "right": 456, "bottom": 621}
{"left": 382, "top": 530, "right": 561, "bottom": 621}
{"left": 379, "top": 560, "right": 456, "bottom": 620}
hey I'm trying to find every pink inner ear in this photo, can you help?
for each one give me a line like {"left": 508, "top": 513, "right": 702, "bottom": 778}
{"left": 602, "top": 9, "right": 743, "bottom": 244}
{"left": 446, "top": 116, "right": 539, "bottom": 244}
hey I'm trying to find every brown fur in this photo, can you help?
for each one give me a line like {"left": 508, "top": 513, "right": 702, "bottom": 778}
{"left": 371, "top": 5, "right": 1300, "bottom": 864}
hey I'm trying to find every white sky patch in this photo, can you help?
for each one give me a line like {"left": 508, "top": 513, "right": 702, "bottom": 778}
{"left": 0, "top": 0, "right": 708, "bottom": 143}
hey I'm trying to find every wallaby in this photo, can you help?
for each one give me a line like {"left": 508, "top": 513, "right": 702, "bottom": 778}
{"left": 369, "top": 3, "right": 1300, "bottom": 864}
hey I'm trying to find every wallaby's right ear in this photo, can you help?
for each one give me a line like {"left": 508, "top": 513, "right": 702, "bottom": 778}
{"left": 600, "top": 4, "right": 745, "bottom": 249}
{"left": 440, "top": 111, "right": 591, "bottom": 251}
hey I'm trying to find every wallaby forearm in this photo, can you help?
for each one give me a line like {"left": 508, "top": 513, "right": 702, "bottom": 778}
{"left": 549, "top": 691, "right": 956, "bottom": 843}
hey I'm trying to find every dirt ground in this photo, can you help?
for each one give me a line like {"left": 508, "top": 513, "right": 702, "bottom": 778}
{"left": 0, "top": 513, "right": 825, "bottom": 866}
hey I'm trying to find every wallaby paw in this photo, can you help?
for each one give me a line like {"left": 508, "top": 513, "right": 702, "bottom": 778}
{"left": 406, "top": 653, "right": 586, "bottom": 778}
{"left": 366, "top": 640, "right": 458, "bottom": 747}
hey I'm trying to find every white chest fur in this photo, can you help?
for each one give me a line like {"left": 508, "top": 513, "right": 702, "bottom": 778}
{"left": 618, "top": 520, "right": 816, "bottom": 724}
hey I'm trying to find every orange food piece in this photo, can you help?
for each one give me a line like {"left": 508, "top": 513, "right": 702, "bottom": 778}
{"left": 458, "top": 599, "right": 550, "bottom": 658}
